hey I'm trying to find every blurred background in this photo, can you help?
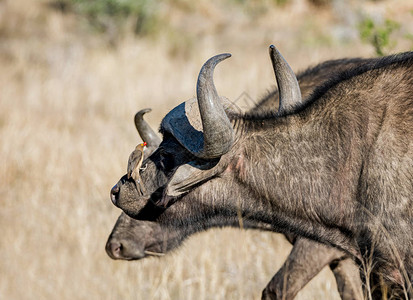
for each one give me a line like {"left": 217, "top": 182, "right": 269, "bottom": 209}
{"left": 1, "top": 0, "right": 413, "bottom": 299}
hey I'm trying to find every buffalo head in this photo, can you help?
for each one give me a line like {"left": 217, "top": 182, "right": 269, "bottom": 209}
{"left": 110, "top": 46, "right": 302, "bottom": 218}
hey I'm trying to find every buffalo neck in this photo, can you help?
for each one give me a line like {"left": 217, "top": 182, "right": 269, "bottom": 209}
{"left": 157, "top": 177, "right": 275, "bottom": 234}
{"left": 227, "top": 93, "right": 372, "bottom": 255}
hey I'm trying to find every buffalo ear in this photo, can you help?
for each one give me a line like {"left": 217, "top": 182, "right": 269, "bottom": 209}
{"left": 165, "top": 160, "right": 220, "bottom": 197}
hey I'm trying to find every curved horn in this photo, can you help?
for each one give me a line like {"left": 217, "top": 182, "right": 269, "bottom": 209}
{"left": 195, "top": 53, "right": 234, "bottom": 159}
{"left": 134, "top": 108, "right": 161, "bottom": 150}
{"left": 269, "top": 45, "right": 302, "bottom": 114}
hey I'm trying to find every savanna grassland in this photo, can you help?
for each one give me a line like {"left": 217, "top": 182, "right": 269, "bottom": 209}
{"left": 1, "top": 0, "right": 413, "bottom": 299}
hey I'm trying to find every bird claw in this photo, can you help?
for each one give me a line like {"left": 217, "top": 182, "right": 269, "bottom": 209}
{"left": 140, "top": 164, "right": 147, "bottom": 172}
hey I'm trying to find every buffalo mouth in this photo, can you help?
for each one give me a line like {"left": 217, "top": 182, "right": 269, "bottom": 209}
{"left": 105, "top": 239, "right": 165, "bottom": 261}
{"left": 105, "top": 240, "right": 144, "bottom": 260}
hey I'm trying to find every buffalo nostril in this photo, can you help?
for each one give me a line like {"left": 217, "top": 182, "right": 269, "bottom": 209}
{"left": 108, "top": 241, "right": 122, "bottom": 258}
{"left": 110, "top": 184, "right": 120, "bottom": 206}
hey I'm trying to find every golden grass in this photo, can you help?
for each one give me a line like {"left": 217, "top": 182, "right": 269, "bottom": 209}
{"left": 1, "top": 0, "right": 413, "bottom": 299}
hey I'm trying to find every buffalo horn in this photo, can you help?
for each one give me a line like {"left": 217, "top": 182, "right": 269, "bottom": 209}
{"left": 269, "top": 45, "right": 302, "bottom": 114}
{"left": 134, "top": 108, "right": 161, "bottom": 150}
{"left": 195, "top": 53, "right": 234, "bottom": 159}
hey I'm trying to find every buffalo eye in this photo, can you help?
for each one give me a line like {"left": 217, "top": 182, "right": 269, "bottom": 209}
{"left": 158, "top": 148, "right": 176, "bottom": 174}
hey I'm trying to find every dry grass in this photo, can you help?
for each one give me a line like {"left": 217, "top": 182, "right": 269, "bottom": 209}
{"left": 1, "top": 0, "right": 413, "bottom": 299}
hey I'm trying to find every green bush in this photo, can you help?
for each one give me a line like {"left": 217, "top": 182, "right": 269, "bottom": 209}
{"left": 358, "top": 16, "right": 400, "bottom": 56}
{"left": 50, "top": 0, "right": 160, "bottom": 36}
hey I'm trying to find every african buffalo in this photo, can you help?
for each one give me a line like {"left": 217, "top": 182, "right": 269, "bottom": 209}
{"left": 107, "top": 56, "right": 369, "bottom": 299}
{"left": 110, "top": 46, "right": 413, "bottom": 298}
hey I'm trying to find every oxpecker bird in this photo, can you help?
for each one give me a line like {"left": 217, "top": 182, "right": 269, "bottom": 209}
{"left": 127, "top": 142, "right": 147, "bottom": 194}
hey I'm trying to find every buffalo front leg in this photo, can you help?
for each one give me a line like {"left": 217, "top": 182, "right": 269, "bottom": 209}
{"left": 261, "top": 237, "right": 360, "bottom": 300}
{"left": 329, "top": 258, "right": 363, "bottom": 300}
